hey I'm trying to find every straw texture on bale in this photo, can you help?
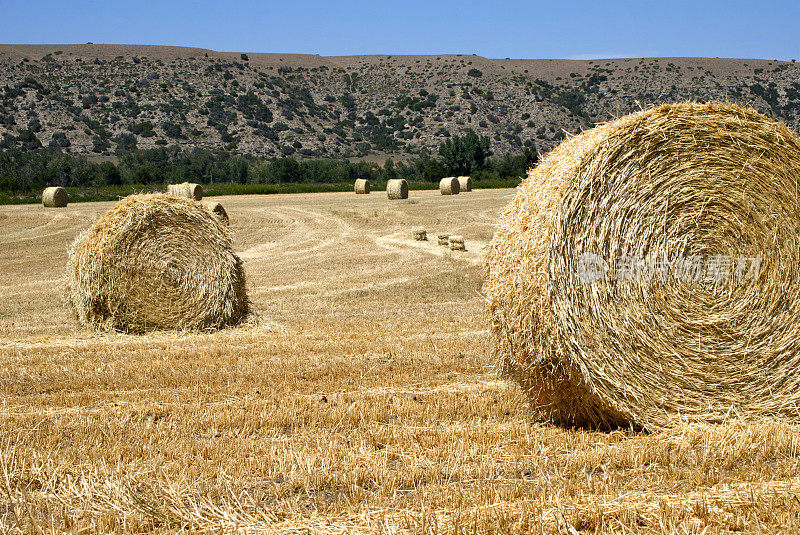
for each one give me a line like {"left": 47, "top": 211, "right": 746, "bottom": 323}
{"left": 457, "top": 176, "right": 473, "bottom": 192}
{"left": 167, "top": 182, "right": 203, "bottom": 201}
{"left": 484, "top": 102, "right": 800, "bottom": 431}
{"left": 203, "top": 201, "right": 229, "bottom": 225}
{"left": 438, "top": 233, "right": 450, "bottom": 246}
{"left": 387, "top": 179, "right": 408, "bottom": 200}
{"left": 448, "top": 235, "right": 465, "bottom": 251}
{"left": 413, "top": 228, "right": 427, "bottom": 241}
{"left": 42, "top": 187, "right": 68, "bottom": 207}
{"left": 354, "top": 179, "right": 371, "bottom": 194}
{"left": 439, "top": 177, "right": 460, "bottom": 195}
{"left": 67, "top": 193, "right": 248, "bottom": 333}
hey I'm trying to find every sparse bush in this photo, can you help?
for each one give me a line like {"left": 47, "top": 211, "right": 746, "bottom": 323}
{"left": 130, "top": 121, "right": 156, "bottom": 137}
{"left": 91, "top": 135, "right": 110, "bottom": 153}
{"left": 339, "top": 92, "right": 356, "bottom": 110}
{"left": 49, "top": 132, "right": 71, "bottom": 148}
{"left": 114, "top": 133, "right": 137, "bottom": 152}
{"left": 162, "top": 121, "right": 183, "bottom": 139}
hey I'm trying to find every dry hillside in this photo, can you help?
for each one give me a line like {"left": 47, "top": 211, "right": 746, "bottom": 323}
{"left": 1, "top": 44, "right": 799, "bottom": 159}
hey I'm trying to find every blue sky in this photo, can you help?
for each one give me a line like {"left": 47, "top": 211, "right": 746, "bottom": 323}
{"left": 2, "top": 0, "right": 799, "bottom": 60}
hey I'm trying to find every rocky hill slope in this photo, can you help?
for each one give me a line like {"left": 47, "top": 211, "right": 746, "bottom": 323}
{"left": 1, "top": 44, "right": 799, "bottom": 159}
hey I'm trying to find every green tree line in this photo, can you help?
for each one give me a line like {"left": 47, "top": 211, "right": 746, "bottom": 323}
{"left": 0, "top": 130, "right": 538, "bottom": 198}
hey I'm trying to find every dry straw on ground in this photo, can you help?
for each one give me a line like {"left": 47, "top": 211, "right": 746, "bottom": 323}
{"left": 440, "top": 176, "right": 460, "bottom": 195}
{"left": 386, "top": 179, "right": 408, "bottom": 200}
{"left": 449, "top": 235, "right": 465, "bottom": 251}
{"left": 438, "top": 233, "right": 450, "bottom": 246}
{"left": 203, "top": 200, "right": 229, "bottom": 225}
{"left": 168, "top": 182, "right": 203, "bottom": 200}
{"left": 354, "top": 178, "right": 370, "bottom": 194}
{"left": 457, "top": 175, "right": 473, "bottom": 192}
{"left": 66, "top": 193, "right": 248, "bottom": 332}
{"left": 485, "top": 102, "right": 800, "bottom": 431}
{"left": 413, "top": 227, "right": 427, "bottom": 241}
{"left": 6, "top": 185, "right": 800, "bottom": 533}
{"left": 42, "top": 186, "right": 68, "bottom": 207}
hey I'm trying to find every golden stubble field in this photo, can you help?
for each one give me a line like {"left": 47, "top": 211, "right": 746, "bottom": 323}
{"left": 0, "top": 189, "right": 799, "bottom": 534}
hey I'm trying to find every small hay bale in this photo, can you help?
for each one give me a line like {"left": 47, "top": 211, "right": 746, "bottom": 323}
{"left": 437, "top": 233, "right": 450, "bottom": 246}
{"left": 448, "top": 235, "right": 465, "bottom": 251}
{"left": 485, "top": 102, "right": 800, "bottom": 431}
{"left": 66, "top": 193, "right": 248, "bottom": 333}
{"left": 167, "top": 182, "right": 203, "bottom": 201}
{"left": 413, "top": 227, "right": 427, "bottom": 241}
{"left": 439, "top": 176, "right": 460, "bottom": 195}
{"left": 387, "top": 179, "right": 408, "bottom": 200}
{"left": 457, "top": 176, "right": 472, "bottom": 192}
{"left": 354, "top": 179, "right": 371, "bottom": 194}
{"left": 42, "top": 187, "right": 68, "bottom": 207}
{"left": 203, "top": 200, "right": 229, "bottom": 225}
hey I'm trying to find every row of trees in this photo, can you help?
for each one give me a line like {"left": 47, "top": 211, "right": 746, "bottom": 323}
{"left": 0, "top": 130, "right": 539, "bottom": 195}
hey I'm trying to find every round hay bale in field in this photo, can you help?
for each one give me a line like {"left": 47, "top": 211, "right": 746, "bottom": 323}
{"left": 354, "top": 178, "right": 371, "bottom": 194}
{"left": 437, "top": 233, "right": 450, "bottom": 246}
{"left": 484, "top": 102, "right": 800, "bottom": 431}
{"left": 457, "top": 176, "right": 472, "bottom": 192}
{"left": 203, "top": 200, "right": 229, "bottom": 225}
{"left": 67, "top": 193, "right": 248, "bottom": 332}
{"left": 387, "top": 179, "right": 408, "bottom": 200}
{"left": 42, "top": 187, "right": 68, "bottom": 207}
{"left": 439, "top": 177, "right": 460, "bottom": 195}
{"left": 449, "top": 235, "right": 465, "bottom": 251}
{"left": 413, "top": 227, "right": 427, "bottom": 241}
{"left": 167, "top": 182, "right": 203, "bottom": 201}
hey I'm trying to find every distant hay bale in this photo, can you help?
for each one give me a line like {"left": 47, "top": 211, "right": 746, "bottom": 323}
{"left": 439, "top": 177, "right": 460, "bottom": 195}
{"left": 42, "top": 187, "right": 68, "bottom": 207}
{"left": 66, "top": 193, "right": 248, "bottom": 333}
{"left": 354, "top": 179, "right": 371, "bottom": 194}
{"left": 457, "top": 176, "right": 472, "bottom": 192}
{"left": 167, "top": 182, "right": 203, "bottom": 201}
{"left": 448, "top": 235, "right": 465, "bottom": 251}
{"left": 485, "top": 102, "right": 800, "bottom": 431}
{"left": 437, "top": 233, "right": 450, "bottom": 246}
{"left": 387, "top": 179, "right": 408, "bottom": 200}
{"left": 413, "top": 227, "right": 427, "bottom": 241}
{"left": 203, "top": 200, "right": 229, "bottom": 225}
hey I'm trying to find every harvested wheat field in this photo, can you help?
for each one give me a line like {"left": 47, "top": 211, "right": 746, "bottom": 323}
{"left": 1, "top": 189, "right": 799, "bottom": 533}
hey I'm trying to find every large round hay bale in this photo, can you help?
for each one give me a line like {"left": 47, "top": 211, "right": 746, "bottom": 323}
{"left": 67, "top": 193, "right": 248, "bottom": 332}
{"left": 412, "top": 227, "right": 427, "bottom": 241}
{"left": 167, "top": 182, "right": 203, "bottom": 201}
{"left": 42, "top": 187, "right": 68, "bottom": 207}
{"left": 439, "top": 177, "right": 460, "bottom": 195}
{"left": 203, "top": 200, "right": 229, "bottom": 225}
{"left": 484, "top": 102, "right": 800, "bottom": 431}
{"left": 387, "top": 179, "right": 408, "bottom": 200}
{"left": 354, "top": 178, "right": 370, "bottom": 194}
{"left": 457, "top": 176, "right": 472, "bottom": 192}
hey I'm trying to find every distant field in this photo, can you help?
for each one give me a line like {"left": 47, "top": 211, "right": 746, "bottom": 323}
{"left": 0, "top": 178, "right": 522, "bottom": 205}
{"left": 0, "top": 189, "right": 798, "bottom": 533}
